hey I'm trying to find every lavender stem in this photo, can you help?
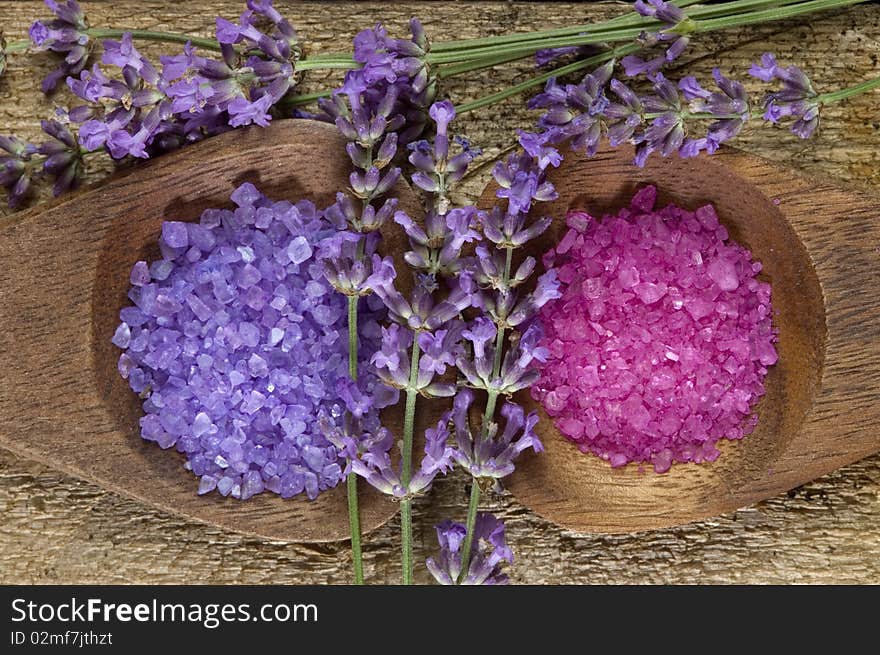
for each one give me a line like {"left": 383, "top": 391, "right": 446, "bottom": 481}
{"left": 400, "top": 339, "right": 422, "bottom": 585}
{"left": 456, "top": 482, "right": 482, "bottom": 582}
{"left": 346, "top": 293, "right": 364, "bottom": 585}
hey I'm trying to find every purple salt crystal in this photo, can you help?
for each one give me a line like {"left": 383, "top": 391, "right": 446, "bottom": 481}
{"left": 112, "top": 323, "right": 131, "bottom": 348}
{"left": 248, "top": 353, "right": 269, "bottom": 377}
{"left": 161, "top": 221, "right": 189, "bottom": 249}
{"left": 150, "top": 260, "right": 174, "bottom": 281}
{"left": 192, "top": 412, "right": 213, "bottom": 437}
{"left": 287, "top": 236, "right": 312, "bottom": 264}
{"left": 236, "top": 263, "right": 262, "bottom": 288}
{"left": 240, "top": 470, "right": 264, "bottom": 500}
{"left": 130, "top": 261, "right": 151, "bottom": 286}
{"left": 198, "top": 475, "right": 218, "bottom": 495}
{"left": 216, "top": 476, "right": 235, "bottom": 496}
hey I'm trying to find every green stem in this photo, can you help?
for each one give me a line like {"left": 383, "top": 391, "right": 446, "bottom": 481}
{"left": 347, "top": 297, "right": 359, "bottom": 380}
{"left": 426, "top": 26, "right": 647, "bottom": 64}
{"left": 400, "top": 339, "right": 421, "bottom": 585}
{"left": 429, "top": 0, "right": 707, "bottom": 52}
{"left": 87, "top": 28, "right": 222, "bottom": 51}
{"left": 456, "top": 43, "right": 637, "bottom": 114}
{"left": 438, "top": 52, "right": 529, "bottom": 79}
{"left": 400, "top": 499, "right": 413, "bottom": 585}
{"left": 692, "top": 0, "right": 864, "bottom": 31}
{"left": 428, "top": 0, "right": 865, "bottom": 65}
{"left": 817, "top": 76, "right": 880, "bottom": 103}
{"left": 456, "top": 482, "right": 482, "bottom": 584}
{"left": 345, "top": 292, "right": 364, "bottom": 585}
{"left": 296, "top": 59, "right": 356, "bottom": 71}
{"left": 280, "top": 89, "right": 333, "bottom": 106}
{"left": 5, "top": 40, "right": 30, "bottom": 54}
{"left": 430, "top": 0, "right": 848, "bottom": 56}
{"left": 402, "top": 342, "right": 421, "bottom": 486}
{"left": 346, "top": 472, "right": 364, "bottom": 585}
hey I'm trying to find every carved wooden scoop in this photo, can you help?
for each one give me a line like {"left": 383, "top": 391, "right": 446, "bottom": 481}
{"left": 480, "top": 144, "right": 880, "bottom": 534}
{"left": 0, "top": 119, "right": 877, "bottom": 542}
{"left": 0, "top": 120, "right": 417, "bottom": 543}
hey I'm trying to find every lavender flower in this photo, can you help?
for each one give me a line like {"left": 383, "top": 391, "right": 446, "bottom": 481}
{"left": 366, "top": 255, "right": 473, "bottom": 334}
{"left": 448, "top": 389, "right": 542, "bottom": 481}
{"left": 204, "top": 0, "right": 299, "bottom": 120}
{"left": 749, "top": 52, "right": 820, "bottom": 138}
{"left": 622, "top": 0, "right": 692, "bottom": 78}
{"left": 677, "top": 69, "right": 750, "bottom": 156}
{"left": 37, "top": 118, "right": 84, "bottom": 196}
{"left": 535, "top": 44, "right": 595, "bottom": 68}
{"left": 319, "top": 82, "right": 405, "bottom": 307}
{"left": 426, "top": 513, "right": 513, "bottom": 585}
{"left": 330, "top": 412, "right": 453, "bottom": 498}
{"left": 492, "top": 150, "right": 558, "bottom": 216}
{"left": 69, "top": 34, "right": 172, "bottom": 159}
{"left": 527, "top": 61, "right": 613, "bottom": 158}
{"left": 0, "top": 135, "right": 36, "bottom": 207}
{"left": 555, "top": 65, "right": 750, "bottom": 166}
{"left": 61, "top": 1, "right": 305, "bottom": 165}
{"left": 0, "top": 117, "right": 86, "bottom": 206}
{"left": 29, "top": 0, "right": 91, "bottom": 92}
{"left": 324, "top": 19, "right": 434, "bottom": 147}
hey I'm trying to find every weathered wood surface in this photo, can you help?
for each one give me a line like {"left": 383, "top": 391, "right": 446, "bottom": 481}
{"left": 1, "top": 1, "right": 879, "bottom": 584}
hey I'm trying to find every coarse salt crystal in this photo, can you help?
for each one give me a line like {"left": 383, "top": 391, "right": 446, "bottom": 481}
{"left": 533, "top": 186, "right": 777, "bottom": 473}
{"left": 112, "top": 184, "right": 387, "bottom": 501}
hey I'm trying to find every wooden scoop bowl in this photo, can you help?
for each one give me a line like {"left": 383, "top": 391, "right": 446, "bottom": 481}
{"left": 0, "top": 120, "right": 421, "bottom": 543}
{"left": 480, "top": 143, "right": 880, "bottom": 534}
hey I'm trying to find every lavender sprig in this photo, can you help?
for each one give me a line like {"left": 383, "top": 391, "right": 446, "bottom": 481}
{"left": 29, "top": 0, "right": 91, "bottom": 92}
{"left": 324, "top": 19, "right": 435, "bottom": 148}
{"left": 749, "top": 52, "right": 820, "bottom": 138}
{"left": 0, "top": 118, "right": 84, "bottom": 207}
{"left": 622, "top": 0, "right": 695, "bottom": 78}
{"left": 426, "top": 513, "right": 513, "bottom": 585}
{"left": 318, "top": 52, "right": 409, "bottom": 588}
{"left": 523, "top": 50, "right": 864, "bottom": 168}
{"left": 442, "top": 126, "right": 561, "bottom": 581}
{"left": 336, "top": 98, "right": 483, "bottom": 584}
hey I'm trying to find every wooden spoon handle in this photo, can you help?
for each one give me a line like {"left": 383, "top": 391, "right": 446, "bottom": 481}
{"left": 713, "top": 149, "right": 880, "bottom": 504}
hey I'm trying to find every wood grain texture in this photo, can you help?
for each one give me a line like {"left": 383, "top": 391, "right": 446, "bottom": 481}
{"left": 1, "top": 1, "right": 879, "bottom": 584}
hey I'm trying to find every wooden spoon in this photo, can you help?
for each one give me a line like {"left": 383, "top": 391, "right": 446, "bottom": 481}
{"left": 0, "top": 119, "right": 420, "bottom": 543}
{"left": 479, "top": 143, "right": 880, "bottom": 534}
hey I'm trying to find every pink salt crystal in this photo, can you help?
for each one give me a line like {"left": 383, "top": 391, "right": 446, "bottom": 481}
{"left": 566, "top": 210, "right": 592, "bottom": 231}
{"left": 617, "top": 266, "right": 639, "bottom": 289}
{"left": 533, "top": 185, "right": 778, "bottom": 473}
{"left": 557, "top": 228, "right": 578, "bottom": 254}
{"left": 633, "top": 281, "right": 667, "bottom": 304}
{"left": 708, "top": 258, "right": 740, "bottom": 291}
{"left": 630, "top": 185, "right": 657, "bottom": 212}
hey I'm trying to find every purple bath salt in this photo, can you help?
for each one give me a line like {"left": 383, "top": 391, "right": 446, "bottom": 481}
{"left": 533, "top": 186, "right": 778, "bottom": 473}
{"left": 113, "top": 183, "right": 386, "bottom": 500}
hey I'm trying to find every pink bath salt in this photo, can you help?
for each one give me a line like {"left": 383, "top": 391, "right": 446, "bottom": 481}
{"left": 532, "top": 186, "right": 778, "bottom": 473}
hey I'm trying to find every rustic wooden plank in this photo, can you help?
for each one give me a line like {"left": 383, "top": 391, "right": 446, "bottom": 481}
{"left": 0, "top": 1, "right": 879, "bottom": 584}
